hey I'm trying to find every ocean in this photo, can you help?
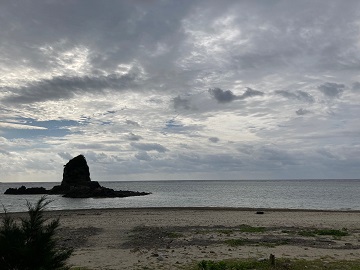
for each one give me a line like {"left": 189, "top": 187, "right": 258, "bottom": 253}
{"left": 0, "top": 179, "right": 359, "bottom": 213}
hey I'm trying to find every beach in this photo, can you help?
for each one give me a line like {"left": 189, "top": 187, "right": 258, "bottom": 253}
{"left": 6, "top": 207, "right": 360, "bottom": 269}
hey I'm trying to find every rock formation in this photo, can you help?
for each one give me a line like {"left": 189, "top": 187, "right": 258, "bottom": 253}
{"left": 5, "top": 186, "right": 48, "bottom": 195}
{"left": 49, "top": 154, "right": 102, "bottom": 195}
{"left": 63, "top": 154, "right": 91, "bottom": 185}
{"left": 5, "top": 155, "right": 150, "bottom": 198}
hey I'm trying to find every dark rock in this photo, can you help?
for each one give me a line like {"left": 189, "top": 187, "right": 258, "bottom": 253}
{"left": 49, "top": 155, "right": 150, "bottom": 198}
{"left": 4, "top": 186, "right": 48, "bottom": 195}
{"left": 62, "top": 185, "right": 149, "bottom": 198}
{"left": 5, "top": 155, "right": 151, "bottom": 198}
{"left": 62, "top": 155, "right": 91, "bottom": 185}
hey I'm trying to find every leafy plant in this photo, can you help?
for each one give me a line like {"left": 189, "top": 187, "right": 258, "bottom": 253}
{"left": 0, "top": 196, "right": 73, "bottom": 270}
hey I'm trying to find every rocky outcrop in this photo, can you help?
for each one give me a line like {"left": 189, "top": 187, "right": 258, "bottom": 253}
{"left": 5, "top": 186, "right": 48, "bottom": 195}
{"left": 49, "top": 154, "right": 99, "bottom": 195}
{"left": 62, "top": 186, "right": 150, "bottom": 198}
{"left": 62, "top": 154, "right": 91, "bottom": 185}
{"left": 4, "top": 155, "right": 150, "bottom": 198}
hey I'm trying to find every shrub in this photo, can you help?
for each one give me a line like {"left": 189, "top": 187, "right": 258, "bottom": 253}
{"left": 0, "top": 196, "right": 73, "bottom": 270}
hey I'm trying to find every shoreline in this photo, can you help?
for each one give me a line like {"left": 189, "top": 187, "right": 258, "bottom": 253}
{"left": 3, "top": 207, "right": 360, "bottom": 269}
{"left": 4, "top": 206, "right": 360, "bottom": 215}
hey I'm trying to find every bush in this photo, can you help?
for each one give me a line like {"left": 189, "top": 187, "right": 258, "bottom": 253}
{"left": 0, "top": 196, "right": 73, "bottom": 270}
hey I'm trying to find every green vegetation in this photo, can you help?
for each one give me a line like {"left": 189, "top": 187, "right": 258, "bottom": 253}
{"left": 315, "top": 229, "right": 349, "bottom": 236}
{"left": 0, "top": 196, "right": 73, "bottom": 270}
{"left": 218, "top": 230, "right": 234, "bottom": 235}
{"left": 196, "top": 259, "right": 272, "bottom": 270}
{"left": 224, "top": 238, "right": 246, "bottom": 246}
{"left": 298, "top": 230, "right": 316, "bottom": 237}
{"left": 239, "top": 225, "right": 266, "bottom": 233}
{"left": 265, "top": 239, "right": 290, "bottom": 247}
{"left": 192, "top": 258, "right": 360, "bottom": 270}
{"left": 166, "top": 232, "right": 183, "bottom": 238}
{"left": 298, "top": 229, "right": 349, "bottom": 238}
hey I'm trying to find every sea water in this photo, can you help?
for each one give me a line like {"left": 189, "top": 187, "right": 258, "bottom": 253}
{"left": 0, "top": 179, "right": 359, "bottom": 213}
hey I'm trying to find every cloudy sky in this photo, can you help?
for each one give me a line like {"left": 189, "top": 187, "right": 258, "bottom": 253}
{"left": 1, "top": 0, "right": 359, "bottom": 182}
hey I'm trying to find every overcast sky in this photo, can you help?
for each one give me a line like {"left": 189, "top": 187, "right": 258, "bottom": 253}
{"left": 1, "top": 0, "right": 359, "bottom": 182}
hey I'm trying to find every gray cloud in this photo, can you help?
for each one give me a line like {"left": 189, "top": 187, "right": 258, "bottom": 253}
{"left": 127, "top": 132, "right": 142, "bottom": 141}
{"left": 318, "top": 82, "right": 345, "bottom": 98}
{"left": 239, "top": 87, "right": 264, "bottom": 100}
{"left": 0, "top": 1, "right": 193, "bottom": 72}
{"left": 126, "top": 120, "right": 140, "bottom": 127}
{"left": 131, "top": 142, "right": 168, "bottom": 153}
{"left": 317, "top": 149, "right": 336, "bottom": 159}
{"left": 276, "top": 90, "right": 314, "bottom": 103}
{"left": 260, "top": 147, "right": 298, "bottom": 166}
{"left": 0, "top": 148, "right": 11, "bottom": 156}
{"left": 173, "top": 95, "right": 191, "bottom": 110}
{"left": 209, "top": 87, "right": 263, "bottom": 103}
{"left": 209, "top": 137, "right": 219, "bottom": 143}
{"left": 296, "top": 108, "right": 311, "bottom": 115}
{"left": 2, "top": 73, "right": 139, "bottom": 104}
{"left": 208, "top": 88, "right": 237, "bottom": 103}
{"left": 296, "top": 91, "right": 315, "bottom": 103}
{"left": 352, "top": 82, "right": 360, "bottom": 91}
{"left": 135, "top": 151, "right": 151, "bottom": 161}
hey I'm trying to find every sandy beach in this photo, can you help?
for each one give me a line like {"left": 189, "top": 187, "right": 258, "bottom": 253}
{"left": 6, "top": 208, "right": 360, "bottom": 269}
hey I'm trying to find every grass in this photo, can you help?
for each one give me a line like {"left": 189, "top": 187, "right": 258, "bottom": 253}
{"left": 315, "top": 229, "right": 349, "bottom": 236}
{"left": 190, "top": 258, "right": 360, "bottom": 270}
{"left": 166, "top": 232, "right": 184, "bottom": 238}
{"left": 239, "top": 225, "right": 266, "bottom": 233}
{"left": 218, "top": 229, "right": 234, "bottom": 235}
{"left": 224, "top": 238, "right": 246, "bottom": 246}
{"left": 225, "top": 234, "right": 290, "bottom": 248}
{"left": 298, "top": 229, "right": 349, "bottom": 238}
{"left": 197, "top": 259, "right": 265, "bottom": 270}
{"left": 298, "top": 230, "right": 316, "bottom": 237}
{"left": 195, "top": 230, "right": 211, "bottom": 235}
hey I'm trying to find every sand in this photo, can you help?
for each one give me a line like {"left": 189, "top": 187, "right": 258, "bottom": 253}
{"left": 6, "top": 208, "right": 360, "bottom": 269}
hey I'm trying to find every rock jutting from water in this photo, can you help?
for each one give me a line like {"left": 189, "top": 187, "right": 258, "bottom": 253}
{"left": 4, "top": 155, "right": 150, "bottom": 198}
{"left": 5, "top": 186, "right": 48, "bottom": 195}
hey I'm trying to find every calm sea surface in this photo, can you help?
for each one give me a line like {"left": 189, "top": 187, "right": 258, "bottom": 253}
{"left": 0, "top": 180, "right": 359, "bottom": 213}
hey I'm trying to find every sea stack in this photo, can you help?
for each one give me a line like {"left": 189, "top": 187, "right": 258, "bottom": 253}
{"left": 50, "top": 154, "right": 102, "bottom": 195}
{"left": 62, "top": 154, "right": 91, "bottom": 185}
{"left": 5, "top": 154, "right": 150, "bottom": 198}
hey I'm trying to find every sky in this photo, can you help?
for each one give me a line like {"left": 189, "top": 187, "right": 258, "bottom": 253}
{"left": 1, "top": 0, "right": 359, "bottom": 182}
